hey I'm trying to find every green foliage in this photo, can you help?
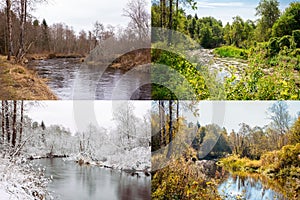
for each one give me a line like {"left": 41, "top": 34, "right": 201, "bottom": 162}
{"left": 279, "top": 35, "right": 292, "bottom": 49}
{"left": 151, "top": 49, "right": 209, "bottom": 100}
{"left": 255, "top": 0, "right": 280, "bottom": 40}
{"left": 214, "top": 46, "right": 248, "bottom": 59}
{"left": 225, "top": 40, "right": 300, "bottom": 100}
{"left": 152, "top": 1, "right": 300, "bottom": 100}
{"left": 293, "top": 30, "right": 300, "bottom": 48}
{"left": 272, "top": 2, "right": 300, "bottom": 37}
{"left": 268, "top": 37, "right": 280, "bottom": 56}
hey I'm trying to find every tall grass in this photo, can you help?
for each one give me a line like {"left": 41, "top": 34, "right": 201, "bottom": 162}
{"left": 214, "top": 46, "right": 248, "bottom": 59}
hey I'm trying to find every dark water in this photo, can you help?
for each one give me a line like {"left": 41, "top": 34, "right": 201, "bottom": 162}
{"left": 28, "top": 59, "right": 151, "bottom": 100}
{"left": 218, "top": 174, "right": 286, "bottom": 200}
{"left": 33, "top": 158, "right": 151, "bottom": 200}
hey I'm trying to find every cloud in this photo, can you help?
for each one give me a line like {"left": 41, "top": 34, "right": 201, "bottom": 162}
{"left": 196, "top": 0, "right": 245, "bottom": 8}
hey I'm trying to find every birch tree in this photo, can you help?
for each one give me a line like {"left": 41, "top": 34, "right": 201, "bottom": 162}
{"left": 6, "top": 0, "right": 13, "bottom": 60}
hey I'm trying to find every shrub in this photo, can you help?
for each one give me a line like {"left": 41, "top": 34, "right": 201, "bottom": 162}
{"left": 293, "top": 30, "right": 300, "bottom": 48}
{"left": 152, "top": 157, "right": 221, "bottom": 200}
{"left": 268, "top": 37, "right": 280, "bottom": 56}
{"left": 279, "top": 35, "right": 292, "bottom": 49}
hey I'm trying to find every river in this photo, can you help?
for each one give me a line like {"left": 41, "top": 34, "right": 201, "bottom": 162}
{"left": 28, "top": 58, "right": 151, "bottom": 100}
{"left": 218, "top": 173, "right": 287, "bottom": 200}
{"left": 189, "top": 49, "right": 248, "bottom": 81}
{"left": 32, "top": 158, "right": 151, "bottom": 200}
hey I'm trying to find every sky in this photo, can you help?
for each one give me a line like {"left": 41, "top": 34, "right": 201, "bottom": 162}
{"left": 27, "top": 101, "right": 300, "bottom": 135}
{"left": 198, "top": 101, "right": 300, "bottom": 132}
{"left": 186, "top": 0, "right": 293, "bottom": 25}
{"left": 32, "top": 0, "right": 151, "bottom": 34}
{"left": 28, "top": 101, "right": 151, "bottom": 134}
{"left": 30, "top": 0, "right": 293, "bottom": 34}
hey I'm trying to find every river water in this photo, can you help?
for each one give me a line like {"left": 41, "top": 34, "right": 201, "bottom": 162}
{"left": 218, "top": 174, "right": 286, "bottom": 200}
{"left": 189, "top": 49, "right": 248, "bottom": 81}
{"left": 33, "top": 158, "right": 151, "bottom": 200}
{"left": 28, "top": 58, "right": 151, "bottom": 100}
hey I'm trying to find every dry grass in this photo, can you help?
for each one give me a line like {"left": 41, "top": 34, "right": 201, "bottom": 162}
{"left": 0, "top": 55, "right": 57, "bottom": 100}
{"left": 109, "top": 48, "right": 151, "bottom": 71}
{"left": 26, "top": 53, "right": 85, "bottom": 60}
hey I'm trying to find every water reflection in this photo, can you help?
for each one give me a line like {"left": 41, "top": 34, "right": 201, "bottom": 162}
{"left": 28, "top": 59, "right": 151, "bottom": 100}
{"left": 218, "top": 174, "right": 286, "bottom": 200}
{"left": 33, "top": 158, "right": 150, "bottom": 200}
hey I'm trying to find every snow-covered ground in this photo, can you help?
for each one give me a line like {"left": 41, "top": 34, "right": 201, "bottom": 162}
{"left": 71, "top": 146, "right": 151, "bottom": 172}
{"left": 0, "top": 157, "right": 51, "bottom": 200}
{"left": 103, "top": 147, "right": 151, "bottom": 171}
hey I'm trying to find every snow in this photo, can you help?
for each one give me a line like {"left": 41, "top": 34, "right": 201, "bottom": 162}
{"left": 69, "top": 146, "right": 151, "bottom": 173}
{"left": 0, "top": 157, "right": 51, "bottom": 200}
{"left": 0, "top": 187, "right": 10, "bottom": 200}
{"left": 103, "top": 147, "right": 151, "bottom": 171}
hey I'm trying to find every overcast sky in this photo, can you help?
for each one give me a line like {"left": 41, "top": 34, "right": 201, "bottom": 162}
{"left": 198, "top": 101, "right": 300, "bottom": 132}
{"left": 28, "top": 101, "right": 151, "bottom": 134}
{"left": 32, "top": 0, "right": 151, "bottom": 34}
{"left": 186, "top": 0, "right": 292, "bottom": 25}
{"left": 27, "top": 101, "right": 300, "bottom": 135}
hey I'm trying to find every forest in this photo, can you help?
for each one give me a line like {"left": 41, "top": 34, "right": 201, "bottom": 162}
{"left": 0, "top": 0, "right": 150, "bottom": 60}
{"left": 0, "top": 0, "right": 151, "bottom": 100}
{"left": 0, "top": 101, "right": 151, "bottom": 199}
{"left": 151, "top": 101, "right": 300, "bottom": 199}
{"left": 151, "top": 0, "right": 300, "bottom": 100}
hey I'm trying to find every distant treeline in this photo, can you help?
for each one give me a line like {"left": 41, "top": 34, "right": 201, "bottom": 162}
{"left": 152, "top": 0, "right": 300, "bottom": 49}
{"left": 0, "top": 0, "right": 150, "bottom": 61}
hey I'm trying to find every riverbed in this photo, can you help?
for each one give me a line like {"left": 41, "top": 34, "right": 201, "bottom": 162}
{"left": 189, "top": 49, "right": 248, "bottom": 81}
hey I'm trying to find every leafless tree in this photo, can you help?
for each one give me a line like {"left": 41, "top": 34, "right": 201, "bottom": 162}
{"left": 19, "top": 100, "right": 24, "bottom": 144}
{"left": 6, "top": 0, "right": 13, "bottom": 60}
{"left": 123, "top": 0, "right": 150, "bottom": 40}
{"left": 1, "top": 101, "right": 5, "bottom": 143}
{"left": 12, "top": 101, "right": 17, "bottom": 147}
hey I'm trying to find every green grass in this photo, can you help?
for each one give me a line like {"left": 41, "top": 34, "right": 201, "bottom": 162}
{"left": 214, "top": 46, "right": 248, "bottom": 59}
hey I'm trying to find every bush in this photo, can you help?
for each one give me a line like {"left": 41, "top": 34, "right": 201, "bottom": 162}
{"left": 268, "top": 37, "right": 280, "bottom": 56}
{"left": 279, "top": 35, "right": 292, "bottom": 49}
{"left": 293, "top": 30, "right": 300, "bottom": 48}
{"left": 151, "top": 49, "right": 209, "bottom": 100}
{"left": 219, "top": 155, "right": 261, "bottom": 172}
{"left": 152, "top": 157, "right": 221, "bottom": 200}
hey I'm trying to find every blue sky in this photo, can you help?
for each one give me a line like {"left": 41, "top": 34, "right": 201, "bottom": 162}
{"left": 187, "top": 0, "right": 293, "bottom": 25}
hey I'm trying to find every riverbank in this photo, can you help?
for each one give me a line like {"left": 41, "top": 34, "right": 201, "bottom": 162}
{"left": 0, "top": 55, "right": 57, "bottom": 100}
{"left": 0, "top": 157, "right": 51, "bottom": 199}
{"left": 109, "top": 49, "right": 150, "bottom": 71}
{"left": 218, "top": 143, "right": 300, "bottom": 199}
{"left": 70, "top": 147, "right": 151, "bottom": 176}
{"left": 26, "top": 53, "right": 85, "bottom": 61}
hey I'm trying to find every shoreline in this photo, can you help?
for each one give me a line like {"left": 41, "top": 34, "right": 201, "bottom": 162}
{"left": 0, "top": 55, "right": 58, "bottom": 100}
